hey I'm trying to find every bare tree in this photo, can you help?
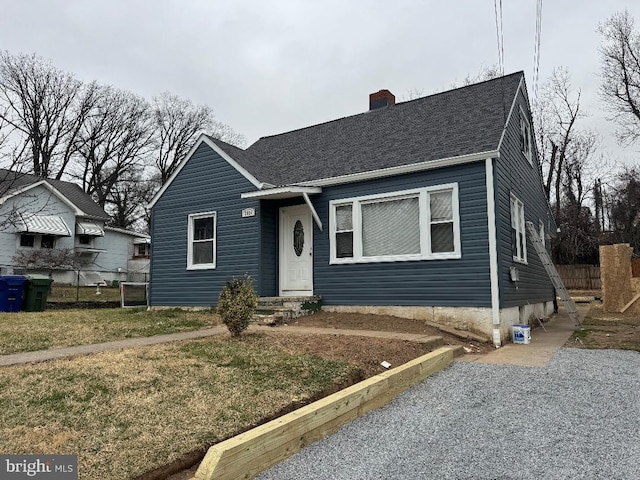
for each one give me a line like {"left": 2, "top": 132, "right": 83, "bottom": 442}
{"left": 599, "top": 10, "right": 640, "bottom": 144}
{"left": 72, "top": 86, "right": 154, "bottom": 209}
{"left": 106, "top": 171, "right": 156, "bottom": 230}
{"left": 152, "top": 91, "right": 245, "bottom": 185}
{"left": 461, "top": 64, "right": 502, "bottom": 86}
{"left": 403, "top": 64, "right": 502, "bottom": 101}
{"left": 0, "top": 51, "right": 97, "bottom": 178}
{"left": 560, "top": 131, "right": 600, "bottom": 207}
{"left": 534, "top": 68, "right": 597, "bottom": 217}
{"left": 13, "top": 247, "right": 90, "bottom": 273}
{"left": 606, "top": 167, "right": 640, "bottom": 249}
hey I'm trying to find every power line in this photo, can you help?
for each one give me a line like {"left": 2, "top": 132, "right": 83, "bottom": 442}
{"left": 494, "top": 0, "right": 504, "bottom": 76}
{"left": 533, "top": 0, "right": 543, "bottom": 106}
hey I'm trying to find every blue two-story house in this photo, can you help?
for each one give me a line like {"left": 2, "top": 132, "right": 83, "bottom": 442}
{"left": 148, "top": 72, "right": 555, "bottom": 346}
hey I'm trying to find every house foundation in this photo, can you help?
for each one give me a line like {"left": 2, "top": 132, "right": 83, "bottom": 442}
{"left": 322, "top": 302, "right": 553, "bottom": 344}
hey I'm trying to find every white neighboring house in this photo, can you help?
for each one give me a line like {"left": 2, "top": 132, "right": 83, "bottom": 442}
{"left": 0, "top": 169, "right": 150, "bottom": 285}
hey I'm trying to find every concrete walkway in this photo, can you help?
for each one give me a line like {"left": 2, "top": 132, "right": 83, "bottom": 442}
{"left": 458, "top": 304, "right": 588, "bottom": 367}
{"left": 0, "top": 324, "right": 443, "bottom": 367}
{"left": 0, "top": 326, "right": 229, "bottom": 366}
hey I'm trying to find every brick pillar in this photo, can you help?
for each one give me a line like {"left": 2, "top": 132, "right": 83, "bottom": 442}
{"left": 600, "top": 244, "right": 634, "bottom": 312}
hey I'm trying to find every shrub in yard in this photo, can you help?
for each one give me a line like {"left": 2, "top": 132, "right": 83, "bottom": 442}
{"left": 217, "top": 275, "right": 258, "bottom": 337}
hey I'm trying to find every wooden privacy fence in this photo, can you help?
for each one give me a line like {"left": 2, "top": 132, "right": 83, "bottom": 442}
{"left": 555, "top": 265, "right": 601, "bottom": 290}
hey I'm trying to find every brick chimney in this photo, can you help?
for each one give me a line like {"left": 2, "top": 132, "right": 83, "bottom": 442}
{"left": 369, "top": 89, "right": 396, "bottom": 110}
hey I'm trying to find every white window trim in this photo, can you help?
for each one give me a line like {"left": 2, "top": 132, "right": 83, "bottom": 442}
{"left": 520, "top": 107, "right": 533, "bottom": 166}
{"left": 329, "top": 184, "right": 461, "bottom": 264}
{"left": 539, "top": 219, "right": 545, "bottom": 248}
{"left": 187, "top": 211, "right": 217, "bottom": 270}
{"left": 511, "top": 194, "right": 527, "bottom": 264}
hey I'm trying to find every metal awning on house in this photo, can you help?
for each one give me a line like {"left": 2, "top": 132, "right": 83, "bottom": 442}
{"left": 76, "top": 221, "right": 104, "bottom": 236}
{"left": 17, "top": 215, "right": 71, "bottom": 236}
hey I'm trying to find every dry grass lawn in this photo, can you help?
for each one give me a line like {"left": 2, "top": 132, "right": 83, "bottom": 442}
{"left": 0, "top": 308, "right": 220, "bottom": 355}
{"left": 0, "top": 334, "right": 356, "bottom": 479}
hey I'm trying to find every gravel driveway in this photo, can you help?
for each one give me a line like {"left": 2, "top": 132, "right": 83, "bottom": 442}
{"left": 257, "top": 348, "right": 640, "bottom": 480}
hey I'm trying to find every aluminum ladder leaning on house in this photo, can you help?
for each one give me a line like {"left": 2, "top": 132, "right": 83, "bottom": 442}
{"left": 526, "top": 221, "right": 583, "bottom": 328}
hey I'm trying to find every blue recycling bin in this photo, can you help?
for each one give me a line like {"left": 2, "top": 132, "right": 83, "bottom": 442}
{"left": 0, "top": 275, "right": 28, "bottom": 312}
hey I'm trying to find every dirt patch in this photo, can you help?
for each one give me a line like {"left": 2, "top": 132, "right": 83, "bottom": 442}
{"left": 287, "top": 311, "right": 493, "bottom": 355}
{"left": 260, "top": 332, "right": 434, "bottom": 378}
{"left": 566, "top": 302, "right": 640, "bottom": 351}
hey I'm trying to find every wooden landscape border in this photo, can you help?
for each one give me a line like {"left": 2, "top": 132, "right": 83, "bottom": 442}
{"left": 193, "top": 346, "right": 455, "bottom": 480}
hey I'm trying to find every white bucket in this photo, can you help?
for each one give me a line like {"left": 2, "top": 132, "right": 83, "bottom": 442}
{"left": 512, "top": 325, "right": 531, "bottom": 344}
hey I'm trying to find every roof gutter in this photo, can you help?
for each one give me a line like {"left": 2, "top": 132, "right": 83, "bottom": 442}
{"left": 298, "top": 150, "right": 500, "bottom": 188}
{"left": 240, "top": 186, "right": 322, "bottom": 199}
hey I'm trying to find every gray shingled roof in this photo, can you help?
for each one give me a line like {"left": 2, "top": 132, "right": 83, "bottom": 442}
{"left": 205, "top": 137, "right": 277, "bottom": 186}
{"left": 0, "top": 169, "right": 110, "bottom": 220}
{"left": 211, "top": 72, "right": 524, "bottom": 186}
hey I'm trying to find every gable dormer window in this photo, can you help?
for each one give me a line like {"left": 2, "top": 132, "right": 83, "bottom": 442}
{"left": 520, "top": 107, "right": 532, "bottom": 165}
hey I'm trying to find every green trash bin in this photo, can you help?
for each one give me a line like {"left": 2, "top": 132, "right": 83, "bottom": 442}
{"left": 24, "top": 275, "right": 53, "bottom": 312}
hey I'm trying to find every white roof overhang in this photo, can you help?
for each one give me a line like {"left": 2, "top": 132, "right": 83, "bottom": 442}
{"left": 241, "top": 186, "right": 323, "bottom": 231}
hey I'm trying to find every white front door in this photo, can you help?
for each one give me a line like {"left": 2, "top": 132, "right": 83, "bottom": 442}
{"left": 279, "top": 205, "right": 313, "bottom": 296}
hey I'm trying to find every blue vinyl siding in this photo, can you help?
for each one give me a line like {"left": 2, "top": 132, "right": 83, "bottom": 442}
{"left": 259, "top": 200, "right": 278, "bottom": 297}
{"left": 311, "top": 162, "right": 491, "bottom": 307}
{"left": 149, "top": 143, "right": 262, "bottom": 306}
{"left": 495, "top": 86, "right": 554, "bottom": 308}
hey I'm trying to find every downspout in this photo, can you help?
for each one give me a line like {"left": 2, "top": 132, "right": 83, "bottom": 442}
{"left": 485, "top": 157, "right": 502, "bottom": 347}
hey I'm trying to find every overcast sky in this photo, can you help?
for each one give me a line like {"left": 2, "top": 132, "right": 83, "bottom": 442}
{"left": 1, "top": 0, "right": 639, "bottom": 164}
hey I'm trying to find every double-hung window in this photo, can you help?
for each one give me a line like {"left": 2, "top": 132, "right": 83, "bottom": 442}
{"left": 330, "top": 184, "right": 460, "bottom": 264}
{"left": 511, "top": 195, "right": 527, "bottom": 263}
{"left": 335, "top": 205, "right": 354, "bottom": 258}
{"left": 187, "top": 211, "right": 216, "bottom": 269}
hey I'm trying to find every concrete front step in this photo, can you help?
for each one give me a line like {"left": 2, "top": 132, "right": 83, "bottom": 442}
{"left": 254, "top": 296, "right": 322, "bottom": 325}
{"left": 258, "top": 296, "right": 321, "bottom": 307}
{"left": 253, "top": 312, "right": 286, "bottom": 326}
